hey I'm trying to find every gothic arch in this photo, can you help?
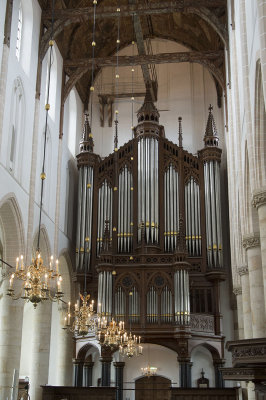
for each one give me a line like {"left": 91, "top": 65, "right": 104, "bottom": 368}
{"left": 0, "top": 194, "right": 25, "bottom": 263}
{"left": 32, "top": 225, "right": 51, "bottom": 266}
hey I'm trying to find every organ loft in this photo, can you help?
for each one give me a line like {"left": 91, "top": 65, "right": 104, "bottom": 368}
{"left": 74, "top": 90, "right": 226, "bottom": 388}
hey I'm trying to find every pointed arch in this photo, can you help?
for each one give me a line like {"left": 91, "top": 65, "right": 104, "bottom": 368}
{"left": 0, "top": 194, "right": 25, "bottom": 264}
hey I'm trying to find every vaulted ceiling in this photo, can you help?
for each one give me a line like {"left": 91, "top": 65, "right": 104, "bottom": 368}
{"left": 39, "top": 0, "right": 227, "bottom": 106}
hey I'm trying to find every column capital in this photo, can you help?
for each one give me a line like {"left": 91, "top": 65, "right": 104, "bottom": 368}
{"left": 238, "top": 265, "right": 249, "bottom": 276}
{"left": 252, "top": 188, "right": 266, "bottom": 209}
{"left": 113, "top": 362, "right": 125, "bottom": 368}
{"left": 233, "top": 286, "right": 242, "bottom": 295}
{"left": 84, "top": 361, "right": 94, "bottom": 368}
{"left": 72, "top": 358, "right": 83, "bottom": 365}
{"left": 242, "top": 233, "right": 260, "bottom": 250}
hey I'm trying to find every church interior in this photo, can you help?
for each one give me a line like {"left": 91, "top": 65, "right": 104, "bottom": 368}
{"left": 0, "top": 1, "right": 266, "bottom": 400}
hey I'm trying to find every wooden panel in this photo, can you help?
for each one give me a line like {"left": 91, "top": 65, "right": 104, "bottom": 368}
{"left": 42, "top": 386, "right": 116, "bottom": 400}
{"left": 135, "top": 376, "right": 171, "bottom": 400}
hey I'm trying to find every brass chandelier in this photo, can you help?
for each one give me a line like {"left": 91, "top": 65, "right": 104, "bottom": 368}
{"left": 63, "top": 293, "right": 95, "bottom": 337}
{"left": 119, "top": 331, "right": 143, "bottom": 358}
{"left": 6, "top": 0, "right": 64, "bottom": 309}
{"left": 97, "top": 316, "right": 125, "bottom": 348}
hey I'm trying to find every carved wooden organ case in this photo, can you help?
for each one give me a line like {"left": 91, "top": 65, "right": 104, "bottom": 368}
{"left": 75, "top": 96, "right": 226, "bottom": 353}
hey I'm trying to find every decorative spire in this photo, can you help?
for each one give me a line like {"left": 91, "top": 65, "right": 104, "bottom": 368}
{"left": 79, "top": 111, "right": 94, "bottom": 153}
{"left": 178, "top": 117, "right": 183, "bottom": 148}
{"left": 203, "top": 105, "right": 219, "bottom": 147}
{"left": 137, "top": 86, "right": 160, "bottom": 124}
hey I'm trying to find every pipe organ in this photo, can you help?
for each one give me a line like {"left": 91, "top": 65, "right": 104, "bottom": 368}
{"left": 75, "top": 100, "right": 225, "bottom": 353}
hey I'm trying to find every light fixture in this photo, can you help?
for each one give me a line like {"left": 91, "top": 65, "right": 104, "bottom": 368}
{"left": 141, "top": 365, "right": 158, "bottom": 377}
{"left": 63, "top": 293, "right": 95, "bottom": 337}
{"left": 97, "top": 316, "right": 125, "bottom": 349}
{"left": 6, "top": 0, "right": 63, "bottom": 309}
{"left": 119, "top": 331, "right": 143, "bottom": 358}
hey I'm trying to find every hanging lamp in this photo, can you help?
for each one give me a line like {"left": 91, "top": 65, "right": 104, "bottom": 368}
{"left": 6, "top": 0, "right": 64, "bottom": 308}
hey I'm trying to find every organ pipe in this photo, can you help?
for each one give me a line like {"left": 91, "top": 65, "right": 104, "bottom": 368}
{"left": 97, "top": 180, "right": 113, "bottom": 255}
{"left": 174, "top": 269, "right": 190, "bottom": 325}
{"left": 138, "top": 137, "right": 159, "bottom": 244}
{"left": 185, "top": 177, "right": 201, "bottom": 256}
{"left": 76, "top": 166, "right": 94, "bottom": 271}
{"left": 129, "top": 287, "right": 140, "bottom": 324}
{"left": 204, "top": 160, "right": 223, "bottom": 267}
{"left": 118, "top": 166, "right": 133, "bottom": 253}
{"left": 147, "top": 286, "right": 158, "bottom": 323}
{"left": 164, "top": 164, "right": 179, "bottom": 252}
{"left": 97, "top": 270, "right": 112, "bottom": 318}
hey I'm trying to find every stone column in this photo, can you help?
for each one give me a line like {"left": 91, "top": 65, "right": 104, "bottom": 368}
{"left": 213, "top": 360, "right": 225, "bottom": 388}
{"left": 100, "top": 356, "right": 112, "bottom": 387}
{"left": 243, "top": 234, "right": 266, "bottom": 337}
{"left": 178, "top": 360, "right": 192, "bottom": 388}
{"left": 83, "top": 361, "right": 94, "bottom": 387}
{"left": 252, "top": 190, "right": 266, "bottom": 317}
{"left": 238, "top": 266, "right": 252, "bottom": 338}
{"left": 72, "top": 358, "right": 83, "bottom": 387}
{"left": 28, "top": 301, "right": 52, "bottom": 400}
{"left": 233, "top": 287, "right": 244, "bottom": 340}
{"left": 256, "top": 0, "right": 266, "bottom": 101}
{"left": 0, "top": 280, "right": 24, "bottom": 400}
{"left": 55, "top": 311, "right": 73, "bottom": 386}
{"left": 114, "top": 361, "right": 125, "bottom": 400}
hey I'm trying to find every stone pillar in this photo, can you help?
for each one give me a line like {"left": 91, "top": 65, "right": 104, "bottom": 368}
{"left": 256, "top": 0, "right": 266, "bottom": 101}
{"left": 72, "top": 359, "right": 83, "bottom": 387}
{"left": 178, "top": 360, "right": 192, "bottom": 388}
{"left": 55, "top": 311, "right": 73, "bottom": 386}
{"left": 114, "top": 362, "right": 125, "bottom": 400}
{"left": 233, "top": 287, "right": 244, "bottom": 340}
{"left": 238, "top": 266, "right": 252, "bottom": 338}
{"left": 28, "top": 302, "right": 52, "bottom": 400}
{"left": 0, "top": 280, "right": 24, "bottom": 400}
{"left": 252, "top": 190, "right": 266, "bottom": 317}
{"left": 100, "top": 357, "right": 112, "bottom": 387}
{"left": 214, "top": 360, "right": 225, "bottom": 388}
{"left": 83, "top": 361, "right": 94, "bottom": 387}
{"left": 243, "top": 234, "right": 266, "bottom": 337}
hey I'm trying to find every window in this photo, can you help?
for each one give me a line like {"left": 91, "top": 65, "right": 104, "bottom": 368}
{"left": 68, "top": 90, "right": 77, "bottom": 157}
{"left": 16, "top": 2, "right": 23, "bottom": 60}
{"left": 8, "top": 78, "right": 25, "bottom": 178}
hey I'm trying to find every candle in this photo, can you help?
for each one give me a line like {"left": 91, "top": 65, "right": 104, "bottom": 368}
{"left": 56, "top": 259, "right": 59, "bottom": 275}
{"left": 16, "top": 257, "right": 19, "bottom": 271}
{"left": 20, "top": 255, "right": 24, "bottom": 270}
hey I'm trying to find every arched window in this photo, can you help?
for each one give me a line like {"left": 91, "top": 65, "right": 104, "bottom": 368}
{"left": 255, "top": 60, "right": 266, "bottom": 186}
{"left": 8, "top": 78, "right": 25, "bottom": 179}
{"left": 16, "top": 2, "right": 23, "bottom": 60}
{"left": 68, "top": 89, "right": 77, "bottom": 157}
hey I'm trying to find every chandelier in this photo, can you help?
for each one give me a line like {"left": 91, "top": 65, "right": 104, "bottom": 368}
{"left": 141, "top": 365, "right": 158, "bottom": 377}
{"left": 7, "top": 252, "right": 63, "bottom": 308}
{"left": 119, "top": 331, "right": 143, "bottom": 358}
{"left": 63, "top": 293, "right": 95, "bottom": 337}
{"left": 97, "top": 317, "right": 125, "bottom": 348}
{"left": 5, "top": 0, "right": 64, "bottom": 308}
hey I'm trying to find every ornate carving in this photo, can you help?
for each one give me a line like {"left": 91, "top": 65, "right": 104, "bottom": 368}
{"left": 252, "top": 189, "right": 266, "bottom": 209}
{"left": 190, "top": 314, "right": 215, "bottom": 333}
{"left": 238, "top": 266, "right": 248, "bottom": 276}
{"left": 242, "top": 234, "right": 260, "bottom": 250}
{"left": 233, "top": 287, "right": 242, "bottom": 296}
{"left": 231, "top": 344, "right": 266, "bottom": 362}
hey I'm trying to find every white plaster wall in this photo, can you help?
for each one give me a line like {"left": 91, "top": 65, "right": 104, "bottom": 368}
{"left": 121, "top": 343, "right": 178, "bottom": 400}
{"left": 191, "top": 346, "right": 215, "bottom": 388}
{"left": 90, "top": 39, "right": 225, "bottom": 159}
